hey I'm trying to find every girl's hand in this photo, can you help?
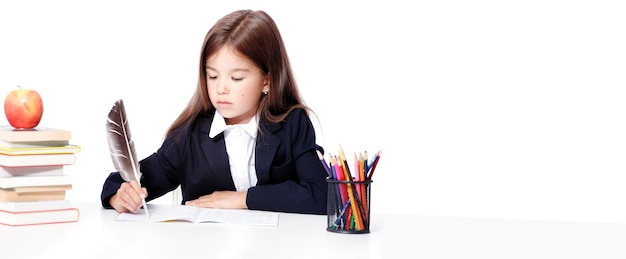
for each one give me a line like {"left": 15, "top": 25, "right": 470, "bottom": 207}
{"left": 110, "top": 180, "right": 148, "bottom": 213}
{"left": 185, "top": 191, "right": 247, "bottom": 209}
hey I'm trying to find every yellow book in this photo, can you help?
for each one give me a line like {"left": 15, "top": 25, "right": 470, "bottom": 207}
{"left": 0, "top": 145, "right": 81, "bottom": 155}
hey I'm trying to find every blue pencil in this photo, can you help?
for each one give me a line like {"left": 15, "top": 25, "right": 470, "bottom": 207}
{"left": 333, "top": 198, "right": 351, "bottom": 228}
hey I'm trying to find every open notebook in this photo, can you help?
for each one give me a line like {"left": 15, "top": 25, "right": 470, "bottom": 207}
{"left": 115, "top": 204, "right": 279, "bottom": 227}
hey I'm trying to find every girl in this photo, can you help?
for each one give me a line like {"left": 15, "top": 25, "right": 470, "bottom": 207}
{"left": 101, "top": 9, "right": 328, "bottom": 215}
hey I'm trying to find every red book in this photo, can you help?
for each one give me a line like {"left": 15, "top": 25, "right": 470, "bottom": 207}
{"left": 0, "top": 207, "right": 79, "bottom": 226}
{"left": 0, "top": 200, "right": 79, "bottom": 226}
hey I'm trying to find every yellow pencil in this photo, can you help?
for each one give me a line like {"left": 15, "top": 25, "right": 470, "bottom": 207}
{"left": 338, "top": 145, "right": 364, "bottom": 230}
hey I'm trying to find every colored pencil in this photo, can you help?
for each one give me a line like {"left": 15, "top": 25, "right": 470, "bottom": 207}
{"left": 367, "top": 149, "right": 382, "bottom": 180}
{"left": 338, "top": 145, "right": 365, "bottom": 230}
{"left": 359, "top": 152, "right": 368, "bottom": 220}
{"left": 316, "top": 149, "right": 332, "bottom": 177}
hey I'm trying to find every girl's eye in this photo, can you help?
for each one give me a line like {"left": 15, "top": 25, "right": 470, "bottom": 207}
{"left": 232, "top": 77, "right": 243, "bottom": 81}
{"left": 207, "top": 75, "right": 217, "bottom": 80}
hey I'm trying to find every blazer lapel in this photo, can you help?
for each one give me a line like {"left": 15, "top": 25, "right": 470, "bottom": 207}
{"left": 199, "top": 114, "right": 236, "bottom": 190}
{"left": 254, "top": 121, "right": 282, "bottom": 184}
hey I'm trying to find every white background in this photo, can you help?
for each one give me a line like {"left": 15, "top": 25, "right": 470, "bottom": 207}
{"left": 1, "top": 0, "right": 625, "bottom": 223}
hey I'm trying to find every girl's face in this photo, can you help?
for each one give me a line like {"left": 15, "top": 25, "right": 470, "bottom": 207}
{"left": 206, "top": 45, "right": 269, "bottom": 125}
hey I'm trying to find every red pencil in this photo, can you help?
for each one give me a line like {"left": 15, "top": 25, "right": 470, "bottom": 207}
{"left": 366, "top": 149, "right": 382, "bottom": 180}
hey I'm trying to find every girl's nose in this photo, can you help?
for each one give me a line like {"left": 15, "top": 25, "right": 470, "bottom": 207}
{"left": 216, "top": 79, "right": 229, "bottom": 94}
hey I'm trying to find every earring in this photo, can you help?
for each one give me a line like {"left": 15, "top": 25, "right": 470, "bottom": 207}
{"left": 263, "top": 90, "right": 268, "bottom": 95}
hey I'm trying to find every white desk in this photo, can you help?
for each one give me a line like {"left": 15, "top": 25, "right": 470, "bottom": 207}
{"left": 2, "top": 202, "right": 626, "bottom": 258}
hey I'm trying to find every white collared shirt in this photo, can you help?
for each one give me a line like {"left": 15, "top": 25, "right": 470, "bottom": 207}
{"left": 209, "top": 111, "right": 258, "bottom": 191}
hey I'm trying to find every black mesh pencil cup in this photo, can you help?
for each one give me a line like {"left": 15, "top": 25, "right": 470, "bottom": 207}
{"left": 326, "top": 178, "right": 372, "bottom": 234}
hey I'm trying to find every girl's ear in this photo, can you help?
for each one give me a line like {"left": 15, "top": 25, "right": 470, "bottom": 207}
{"left": 263, "top": 73, "right": 271, "bottom": 92}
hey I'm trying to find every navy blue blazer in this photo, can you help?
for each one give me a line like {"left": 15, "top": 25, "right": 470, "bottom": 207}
{"left": 101, "top": 108, "right": 328, "bottom": 215}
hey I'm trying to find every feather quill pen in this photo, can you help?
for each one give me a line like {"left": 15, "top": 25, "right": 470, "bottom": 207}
{"left": 106, "top": 99, "right": 149, "bottom": 217}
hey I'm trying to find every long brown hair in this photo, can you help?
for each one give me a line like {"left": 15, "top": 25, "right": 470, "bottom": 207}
{"left": 166, "top": 9, "right": 310, "bottom": 138}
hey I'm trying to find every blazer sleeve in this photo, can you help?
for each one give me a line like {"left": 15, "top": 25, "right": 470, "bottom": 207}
{"left": 100, "top": 172, "right": 125, "bottom": 208}
{"left": 246, "top": 109, "right": 329, "bottom": 215}
{"left": 100, "top": 125, "right": 187, "bottom": 209}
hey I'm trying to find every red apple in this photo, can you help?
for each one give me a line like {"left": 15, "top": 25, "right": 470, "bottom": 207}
{"left": 4, "top": 86, "right": 44, "bottom": 129}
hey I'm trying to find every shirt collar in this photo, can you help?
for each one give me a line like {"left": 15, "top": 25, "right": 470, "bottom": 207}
{"left": 209, "top": 111, "right": 258, "bottom": 138}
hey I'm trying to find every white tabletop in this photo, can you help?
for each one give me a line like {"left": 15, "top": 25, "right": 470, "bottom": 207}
{"left": 1, "top": 202, "right": 625, "bottom": 258}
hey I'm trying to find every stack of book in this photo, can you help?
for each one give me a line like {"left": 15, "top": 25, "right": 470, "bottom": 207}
{"left": 0, "top": 125, "right": 80, "bottom": 226}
